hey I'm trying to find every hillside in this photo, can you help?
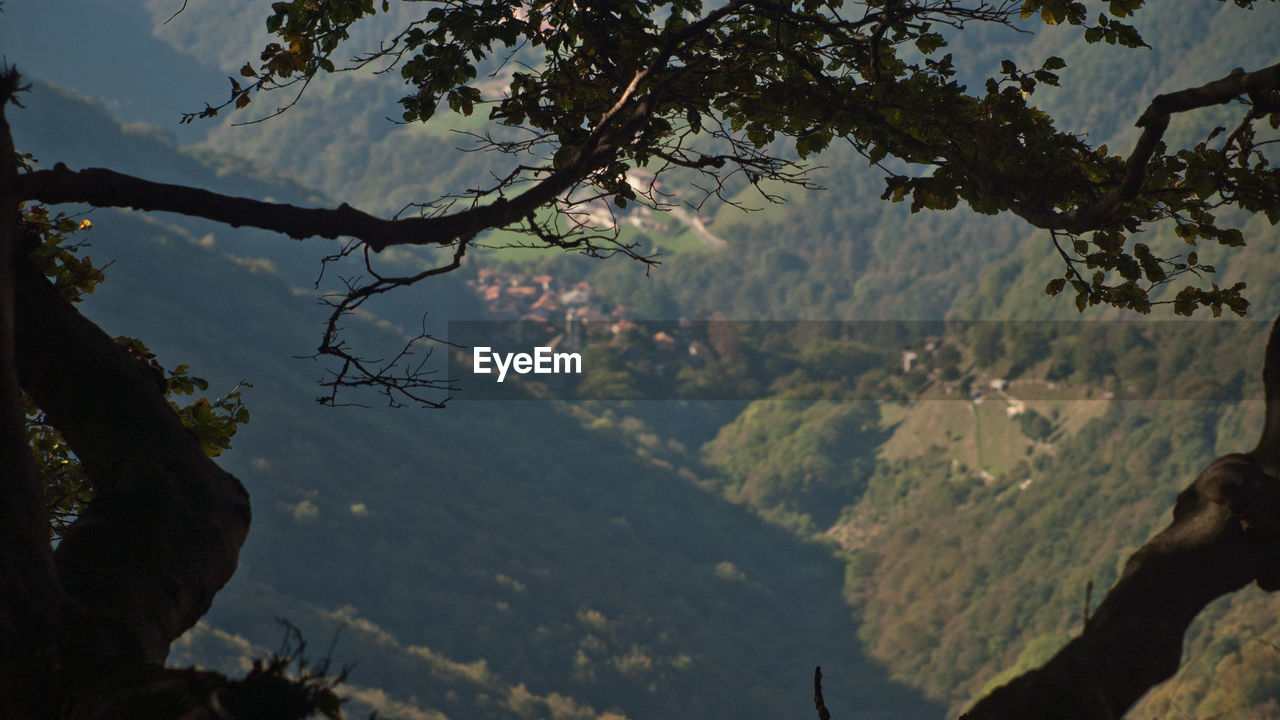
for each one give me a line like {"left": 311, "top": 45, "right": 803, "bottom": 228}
{"left": 8, "top": 1, "right": 1280, "bottom": 719}
{"left": 8, "top": 75, "right": 943, "bottom": 720}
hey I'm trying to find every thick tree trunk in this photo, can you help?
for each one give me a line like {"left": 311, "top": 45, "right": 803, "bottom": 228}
{"left": 0, "top": 69, "right": 67, "bottom": 720}
{"left": 13, "top": 250, "right": 252, "bottom": 670}
{"left": 962, "top": 456, "right": 1280, "bottom": 719}
{"left": 1, "top": 73, "right": 251, "bottom": 716}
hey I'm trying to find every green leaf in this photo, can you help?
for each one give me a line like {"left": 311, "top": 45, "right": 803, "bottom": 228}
{"left": 1185, "top": 165, "right": 1216, "bottom": 200}
{"left": 686, "top": 108, "right": 702, "bottom": 133}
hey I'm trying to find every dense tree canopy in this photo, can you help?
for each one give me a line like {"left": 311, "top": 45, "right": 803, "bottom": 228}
{"left": 20, "top": 1, "right": 1280, "bottom": 387}
{"left": 157, "top": 0, "right": 1280, "bottom": 317}
{"left": 3, "top": 0, "right": 1280, "bottom": 718}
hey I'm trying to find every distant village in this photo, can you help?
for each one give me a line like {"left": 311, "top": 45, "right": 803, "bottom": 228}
{"left": 463, "top": 266, "right": 732, "bottom": 368}
{"left": 466, "top": 267, "right": 1068, "bottom": 402}
{"left": 466, "top": 267, "right": 621, "bottom": 324}
{"left": 465, "top": 266, "right": 1093, "bottom": 412}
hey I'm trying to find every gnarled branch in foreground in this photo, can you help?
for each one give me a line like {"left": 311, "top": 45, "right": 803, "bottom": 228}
{"left": 961, "top": 317, "right": 1280, "bottom": 720}
{"left": 2, "top": 74, "right": 255, "bottom": 715}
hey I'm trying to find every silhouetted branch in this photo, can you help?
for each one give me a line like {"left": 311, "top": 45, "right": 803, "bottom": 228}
{"left": 814, "top": 666, "right": 832, "bottom": 720}
{"left": 961, "top": 317, "right": 1280, "bottom": 720}
{"left": 1018, "top": 62, "right": 1280, "bottom": 233}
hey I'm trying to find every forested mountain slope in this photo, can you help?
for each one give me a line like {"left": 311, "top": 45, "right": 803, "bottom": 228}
{"left": 500, "top": 3, "right": 1280, "bottom": 717}
{"left": 568, "top": 0, "right": 1280, "bottom": 323}
{"left": 8, "top": 1, "right": 1280, "bottom": 719}
{"left": 8, "top": 75, "right": 942, "bottom": 720}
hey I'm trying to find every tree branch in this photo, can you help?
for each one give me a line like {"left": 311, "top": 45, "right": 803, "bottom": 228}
{"left": 813, "top": 666, "right": 832, "bottom": 720}
{"left": 17, "top": 163, "right": 442, "bottom": 252}
{"left": 963, "top": 456, "right": 1278, "bottom": 719}
{"left": 17, "top": 88, "right": 651, "bottom": 254}
{"left": 1048, "top": 62, "right": 1280, "bottom": 233}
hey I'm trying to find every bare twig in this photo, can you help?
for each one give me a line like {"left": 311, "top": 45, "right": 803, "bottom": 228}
{"left": 814, "top": 666, "right": 832, "bottom": 720}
